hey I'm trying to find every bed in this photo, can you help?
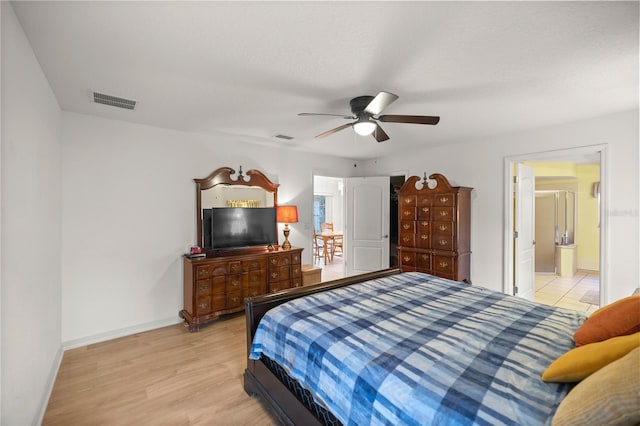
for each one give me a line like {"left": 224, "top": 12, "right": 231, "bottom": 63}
{"left": 243, "top": 270, "right": 587, "bottom": 426}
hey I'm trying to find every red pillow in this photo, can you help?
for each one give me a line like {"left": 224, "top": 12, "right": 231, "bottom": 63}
{"left": 574, "top": 294, "right": 640, "bottom": 346}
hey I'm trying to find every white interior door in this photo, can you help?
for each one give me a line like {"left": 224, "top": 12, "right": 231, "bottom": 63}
{"left": 515, "top": 163, "right": 536, "bottom": 300}
{"left": 345, "top": 177, "right": 390, "bottom": 275}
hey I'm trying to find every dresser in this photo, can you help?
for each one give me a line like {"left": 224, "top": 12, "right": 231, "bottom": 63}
{"left": 397, "top": 174, "right": 472, "bottom": 283}
{"left": 181, "top": 247, "right": 302, "bottom": 331}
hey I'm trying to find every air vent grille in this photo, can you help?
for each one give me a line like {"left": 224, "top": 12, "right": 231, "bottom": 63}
{"left": 93, "top": 92, "right": 137, "bottom": 110}
{"left": 274, "top": 134, "right": 294, "bottom": 140}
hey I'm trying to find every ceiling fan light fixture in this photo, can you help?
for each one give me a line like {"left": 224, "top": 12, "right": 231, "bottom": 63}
{"left": 353, "top": 120, "right": 376, "bottom": 136}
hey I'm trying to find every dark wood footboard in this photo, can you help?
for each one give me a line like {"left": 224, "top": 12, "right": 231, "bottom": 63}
{"left": 243, "top": 268, "right": 401, "bottom": 425}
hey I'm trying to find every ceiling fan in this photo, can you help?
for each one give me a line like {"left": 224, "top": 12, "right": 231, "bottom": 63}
{"left": 298, "top": 91, "right": 440, "bottom": 142}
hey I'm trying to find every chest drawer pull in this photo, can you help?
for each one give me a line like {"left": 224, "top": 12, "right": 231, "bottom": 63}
{"left": 439, "top": 261, "right": 449, "bottom": 268}
{"left": 403, "top": 223, "right": 411, "bottom": 230}
{"left": 270, "top": 258, "right": 278, "bottom": 265}
{"left": 403, "top": 256, "right": 411, "bottom": 262}
{"left": 404, "top": 198, "right": 412, "bottom": 204}
{"left": 198, "top": 284, "right": 209, "bottom": 291}
{"left": 421, "top": 234, "right": 429, "bottom": 240}
{"left": 440, "top": 211, "right": 449, "bottom": 217}
{"left": 271, "top": 272, "right": 278, "bottom": 279}
{"left": 250, "top": 261, "right": 259, "bottom": 268}
{"left": 421, "top": 207, "right": 430, "bottom": 213}
{"left": 439, "top": 239, "right": 448, "bottom": 246}
{"left": 403, "top": 210, "right": 412, "bottom": 216}
{"left": 439, "top": 225, "right": 448, "bottom": 231}
{"left": 231, "top": 279, "right": 240, "bottom": 286}
{"left": 440, "top": 196, "right": 449, "bottom": 203}
{"left": 198, "top": 302, "right": 208, "bottom": 309}
{"left": 402, "top": 236, "right": 411, "bottom": 243}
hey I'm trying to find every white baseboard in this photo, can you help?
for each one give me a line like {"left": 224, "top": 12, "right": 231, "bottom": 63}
{"left": 35, "top": 345, "right": 63, "bottom": 426}
{"left": 62, "top": 316, "right": 184, "bottom": 351}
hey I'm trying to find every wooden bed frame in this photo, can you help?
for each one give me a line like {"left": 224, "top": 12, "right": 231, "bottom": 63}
{"left": 243, "top": 268, "right": 401, "bottom": 426}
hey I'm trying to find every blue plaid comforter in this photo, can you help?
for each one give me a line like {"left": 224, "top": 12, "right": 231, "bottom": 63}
{"left": 249, "top": 272, "right": 586, "bottom": 426}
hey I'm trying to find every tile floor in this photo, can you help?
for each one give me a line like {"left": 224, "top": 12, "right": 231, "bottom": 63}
{"left": 535, "top": 271, "right": 600, "bottom": 314}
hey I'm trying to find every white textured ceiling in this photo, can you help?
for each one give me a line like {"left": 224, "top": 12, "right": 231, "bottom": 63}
{"left": 11, "top": 1, "right": 639, "bottom": 160}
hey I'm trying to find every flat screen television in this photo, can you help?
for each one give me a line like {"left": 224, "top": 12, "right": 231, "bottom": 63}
{"left": 203, "top": 207, "right": 277, "bottom": 249}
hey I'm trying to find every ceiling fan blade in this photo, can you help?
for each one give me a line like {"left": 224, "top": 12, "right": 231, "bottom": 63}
{"left": 373, "top": 124, "right": 390, "bottom": 143}
{"left": 316, "top": 122, "right": 353, "bottom": 138}
{"left": 364, "top": 91, "right": 399, "bottom": 115}
{"left": 377, "top": 114, "right": 440, "bottom": 125}
{"left": 298, "top": 112, "right": 354, "bottom": 119}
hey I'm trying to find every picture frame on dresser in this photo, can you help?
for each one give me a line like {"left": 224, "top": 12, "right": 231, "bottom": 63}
{"left": 180, "top": 166, "right": 303, "bottom": 331}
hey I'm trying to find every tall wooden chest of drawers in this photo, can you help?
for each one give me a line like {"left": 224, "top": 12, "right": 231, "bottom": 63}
{"left": 397, "top": 174, "right": 472, "bottom": 283}
{"left": 181, "top": 247, "right": 302, "bottom": 331}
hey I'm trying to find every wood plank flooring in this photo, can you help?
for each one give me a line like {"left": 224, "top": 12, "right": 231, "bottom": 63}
{"left": 43, "top": 314, "right": 280, "bottom": 425}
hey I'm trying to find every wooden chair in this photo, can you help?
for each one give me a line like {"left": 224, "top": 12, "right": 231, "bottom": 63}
{"left": 332, "top": 234, "right": 343, "bottom": 257}
{"left": 313, "top": 232, "right": 333, "bottom": 264}
{"left": 320, "top": 222, "right": 334, "bottom": 232}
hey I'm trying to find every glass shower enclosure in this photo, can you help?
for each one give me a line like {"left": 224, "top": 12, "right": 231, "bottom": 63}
{"left": 535, "top": 190, "right": 576, "bottom": 273}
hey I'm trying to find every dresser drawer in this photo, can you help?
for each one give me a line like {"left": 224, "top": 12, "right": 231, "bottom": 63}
{"left": 417, "top": 252, "right": 431, "bottom": 269}
{"left": 247, "top": 270, "right": 265, "bottom": 285}
{"left": 400, "top": 250, "right": 417, "bottom": 267}
{"left": 291, "top": 263, "right": 301, "bottom": 278}
{"left": 227, "top": 291, "right": 243, "bottom": 309}
{"left": 401, "top": 195, "right": 417, "bottom": 207}
{"left": 195, "top": 296, "right": 212, "bottom": 315}
{"left": 433, "top": 255, "right": 456, "bottom": 275}
{"left": 418, "top": 205, "right": 432, "bottom": 219}
{"left": 228, "top": 261, "right": 242, "bottom": 274}
{"left": 227, "top": 274, "right": 243, "bottom": 292}
{"left": 268, "top": 254, "right": 291, "bottom": 268}
{"left": 416, "top": 232, "right": 431, "bottom": 249}
{"left": 432, "top": 207, "right": 455, "bottom": 220}
{"left": 400, "top": 221, "right": 415, "bottom": 233}
{"left": 269, "top": 266, "right": 291, "bottom": 283}
{"left": 195, "top": 265, "right": 213, "bottom": 280}
{"left": 400, "top": 206, "right": 417, "bottom": 220}
{"left": 245, "top": 258, "right": 266, "bottom": 271}
{"left": 195, "top": 280, "right": 212, "bottom": 296}
{"left": 399, "top": 233, "right": 415, "bottom": 247}
{"left": 432, "top": 193, "right": 455, "bottom": 206}
{"left": 433, "top": 237, "right": 454, "bottom": 250}
{"left": 432, "top": 221, "right": 454, "bottom": 236}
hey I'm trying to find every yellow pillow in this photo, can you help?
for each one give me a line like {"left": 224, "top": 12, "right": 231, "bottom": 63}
{"left": 552, "top": 347, "right": 640, "bottom": 426}
{"left": 542, "top": 332, "right": 640, "bottom": 382}
{"left": 574, "top": 294, "right": 640, "bottom": 346}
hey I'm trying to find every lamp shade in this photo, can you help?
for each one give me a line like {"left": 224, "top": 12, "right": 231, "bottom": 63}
{"left": 276, "top": 205, "right": 298, "bottom": 223}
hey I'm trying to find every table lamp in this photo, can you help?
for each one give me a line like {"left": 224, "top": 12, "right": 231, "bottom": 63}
{"left": 276, "top": 205, "right": 298, "bottom": 250}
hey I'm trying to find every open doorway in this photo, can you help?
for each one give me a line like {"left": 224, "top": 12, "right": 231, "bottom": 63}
{"left": 505, "top": 145, "right": 606, "bottom": 313}
{"left": 313, "top": 174, "right": 399, "bottom": 281}
{"left": 313, "top": 175, "right": 345, "bottom": 281}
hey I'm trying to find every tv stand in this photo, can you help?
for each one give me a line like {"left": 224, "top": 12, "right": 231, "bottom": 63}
{"left": 180, "top": 247, "right": 302, "bottom": 332}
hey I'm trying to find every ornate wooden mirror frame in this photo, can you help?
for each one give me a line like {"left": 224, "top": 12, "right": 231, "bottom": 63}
{"left": 195, "top": 166, "right": 279, "bottom": 248}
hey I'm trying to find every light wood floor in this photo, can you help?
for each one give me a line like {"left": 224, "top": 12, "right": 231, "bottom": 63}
{"left": 43, "top": 314, "right": 280, "bottom": 425}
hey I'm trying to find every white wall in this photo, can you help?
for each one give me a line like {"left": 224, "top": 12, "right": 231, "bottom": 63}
{"left": 60, "top": 112, "right": 357, "bottom": 344}
{"left": 360, "top": 110, "right": 639, "bottom": 303}
{"left": 1, "top": 3, "right": 63, "bottom": 424}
